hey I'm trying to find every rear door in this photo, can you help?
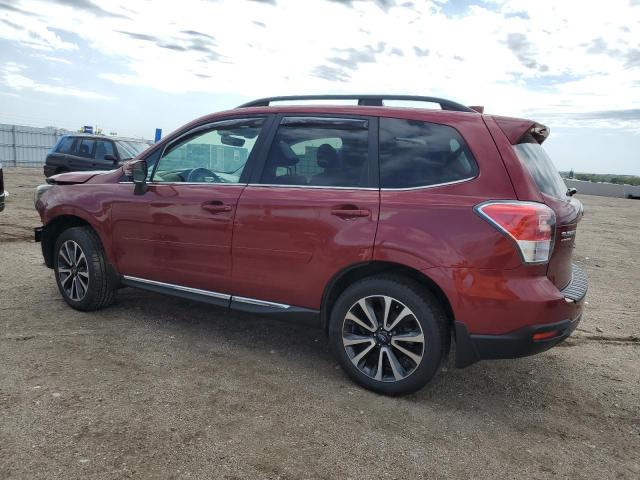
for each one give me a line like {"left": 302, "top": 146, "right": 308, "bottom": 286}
{"left": 231, "top": 115, "right": 380, "bottom": 310}
{"left": 69, "top": 138, "right": 96, "bottom": 171}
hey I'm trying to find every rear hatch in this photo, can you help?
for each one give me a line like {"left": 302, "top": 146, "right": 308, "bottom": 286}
{"left": 512, "top": 131, "right": 583, "bottom": 289}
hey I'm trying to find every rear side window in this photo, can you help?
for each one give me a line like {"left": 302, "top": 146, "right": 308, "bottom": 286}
{"left": 513, "top": 139, "right": 568, "bottom": 199}
{"left": 260, "top": 118, "right": 370, "bottom": 187}
{"left": 55, "top": 137, "right": 75, "bottom": 154}
{"left": 379, "top": 118, "right": 478, "bottom": 188}
{"left": 76, "top": 139, "right": 95, "bottom": 158}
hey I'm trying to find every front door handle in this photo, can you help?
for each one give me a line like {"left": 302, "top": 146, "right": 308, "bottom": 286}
{"left": 331, "top": 206, "right": 371, "bottom": 219}
{"left": 202, "top": 201, "right": 232, "bottom": 213}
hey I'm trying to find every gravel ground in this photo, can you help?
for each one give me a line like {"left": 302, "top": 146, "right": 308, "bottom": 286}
{"left": 1, "top": 167, "right": 638, "bottom": 479}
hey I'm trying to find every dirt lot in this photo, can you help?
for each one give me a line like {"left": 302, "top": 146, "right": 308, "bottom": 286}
{"left": 1, "top": 167, "right": 638, "bottom": 479}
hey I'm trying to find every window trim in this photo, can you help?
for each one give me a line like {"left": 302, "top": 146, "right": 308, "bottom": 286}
{"left": 280, "top": 117, "right": 368, "bottom": 130}
{"left": 249, "top": 113, "right": 379, "bottom": 189}
{"left": 149, "top": 116, "right": 272, "bottom": 185}
{"left": 379, "top": 176, "right": 476, "bottom": 191}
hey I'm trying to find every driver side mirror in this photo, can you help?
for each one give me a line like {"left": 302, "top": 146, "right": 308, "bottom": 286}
{"left": 104, "top": 154, "right": 118, "bottom": 163}
{"left": 131, "top": 160, "right": 148, "bottom": 195}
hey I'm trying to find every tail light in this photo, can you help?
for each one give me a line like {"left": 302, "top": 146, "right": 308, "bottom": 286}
{"left": 475, "top": 201, "right": 556, "bottom": 264}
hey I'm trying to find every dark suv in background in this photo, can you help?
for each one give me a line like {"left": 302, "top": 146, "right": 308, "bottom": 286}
{"left": 34, "top": 94, "right": 587, "bottom": 395}
{"left": 44, "top": 135, "right": 150, "bottom": 177}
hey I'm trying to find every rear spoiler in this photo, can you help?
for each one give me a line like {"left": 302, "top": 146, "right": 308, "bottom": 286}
{"left": 492, "top": 115, "right": 550, "bottom": 144}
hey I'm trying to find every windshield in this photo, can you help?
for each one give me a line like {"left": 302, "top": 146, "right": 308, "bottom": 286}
{"left": 115, "top": 140, "right": 149, "bottom": 160}
{"left": 513, "top": 141, "right": 568, "bottom": 199}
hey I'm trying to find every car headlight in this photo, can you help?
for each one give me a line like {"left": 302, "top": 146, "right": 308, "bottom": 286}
{"left": 34, "top": 184, "right": 54, "bottom": 207}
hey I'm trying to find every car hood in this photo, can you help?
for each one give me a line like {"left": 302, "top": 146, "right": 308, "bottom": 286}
{"left": 46, "top": 170, "right": 114, "bottom": 185}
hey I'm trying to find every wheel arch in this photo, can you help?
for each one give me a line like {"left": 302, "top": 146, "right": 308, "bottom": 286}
{"left": 41, "top": 215, "right": 105, "bottom": 268}
{"left": 320, "top": 261, "right": 455, "bottom": 334}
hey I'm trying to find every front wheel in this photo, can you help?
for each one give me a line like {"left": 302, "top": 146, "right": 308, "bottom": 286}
{"left": 329, "top": 275, "right": 449, "bottom": 396}
{"left": 54, "top": 226, "right": 117, "bottom": 311}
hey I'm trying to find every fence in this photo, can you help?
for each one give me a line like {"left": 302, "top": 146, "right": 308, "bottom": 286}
{"left": 0, "top": 124, "right": 75, "bottom": 167}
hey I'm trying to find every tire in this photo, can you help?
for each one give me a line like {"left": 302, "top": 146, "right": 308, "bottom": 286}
{"left": 329, "top": 275, "right": 449, "bottom": 396}
{"left": 53, "top": 226, "right": 117, "bottom": 311}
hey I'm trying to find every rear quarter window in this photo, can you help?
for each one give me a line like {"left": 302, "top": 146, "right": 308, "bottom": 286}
{"left": 379, "top": 118, "right": 478, "bottom": 188}
{"left": 513, "top": 140, "right": 567, "bottom": 199}
{"left": 55, "top": 137, "right": 75, "bottom": 154}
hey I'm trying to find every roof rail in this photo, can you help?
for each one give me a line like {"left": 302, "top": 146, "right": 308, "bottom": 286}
{"left": 237, "top": 95, "right": 475, "bottom": 112}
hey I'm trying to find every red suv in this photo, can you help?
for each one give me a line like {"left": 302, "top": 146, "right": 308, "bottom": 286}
{"left": 34, "top": 95, "right": 587, "bottom": 395}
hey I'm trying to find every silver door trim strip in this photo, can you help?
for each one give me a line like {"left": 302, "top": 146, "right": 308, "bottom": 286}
{"left": 123, "top": 275, "right": 292, "bottom": 309}
{"left": 247, "top": 183, "right": 378, "bottom": 191}
{"left": 117, "top": 181, "right": 244, "bottom": 186}
{"left": 122, "top": 275, "right": 231, "bottom": 300}
{"left": 232, "top": 296, "right": 291, "bottom": 309}
{"left": 380, "top": 176, "right": 476, "bottom": 191}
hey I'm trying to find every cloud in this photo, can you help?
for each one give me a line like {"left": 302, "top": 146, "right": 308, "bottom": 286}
{"left": 311, "top": 65, "right": 351, "bottom": 82}
{"left": 504, "top": 11, "right": 529, "bottom": 19}
{"left": 0, "top": 62, "right": 115, "bottom": 100}
{"left": 116, "top": 29, "right": 220, "bottom": 57}
{"left": 0, "top": 1, "right": 38, "bottom": 16}
{"left": 531, "top": 109, "right": 640, "bottom": 134}
{"left": 329, "top": 47, "right": 376, "bottom": 69}
{"left": 413, "top": 46, "right": 429, "bottom": 56}
{"left": 0, "top": 0, "right": 637, "bottom": 122}
{"left": 0, "top": 14, "right": 78, "bottom": 51}
{"left": 505, "top": 32, "right": 548, "bottom": 71}
{"left": 41, "top": 0, "right": 128, "bottom": 18}
{"left": 626, "top": 49, "right": 640, "bottom": 68}
{"left": 329, "top": 0, "right": 399, "bottom": 10}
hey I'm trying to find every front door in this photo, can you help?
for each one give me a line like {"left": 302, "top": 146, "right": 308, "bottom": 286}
{"left": 92, "top": 139, "right": 118, "bottom": 170}
{"left": 231, "top": 115, "right": 380, "bottom": 310}
{"left": 111, "top": 117, "right": 268, "bottom": 297}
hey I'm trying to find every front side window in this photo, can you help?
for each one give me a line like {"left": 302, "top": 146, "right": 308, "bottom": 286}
{"left": 260, "top": 118, "right": 370, "bottom": 187}
{"left": 76, "top": 139, "right": 95, "bottom": 158}
{"left": 379, "top": 118, "right": 478, "bottom": 188}
{"left": 94, "top": 140, "right": 115, "bottom": 160}
{"left": 152, "top": 119, "right": 264, "bottom": 184}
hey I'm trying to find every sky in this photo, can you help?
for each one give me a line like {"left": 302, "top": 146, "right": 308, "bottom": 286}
{"left": 0, "top": 0, "right": 639, "bottom": 175}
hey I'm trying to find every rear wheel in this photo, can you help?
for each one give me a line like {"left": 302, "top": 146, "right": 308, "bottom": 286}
{"left": 54, "top": 227, "right": 117, "bottom": 311}
{"left": 329, "top": 275, "right": 449, "bottom": 396}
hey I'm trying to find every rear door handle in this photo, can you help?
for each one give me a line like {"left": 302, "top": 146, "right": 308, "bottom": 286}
{"left": 331, "top": 207, "right": 371, "bottom": 218}
{"left": 202, "top": 201, "right": 232, "bottom": 213}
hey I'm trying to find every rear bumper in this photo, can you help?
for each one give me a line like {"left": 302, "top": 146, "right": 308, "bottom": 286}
{"left": 455, "top": 315, "right": 581, "bottom": 367}
{"left": 43, "top": 165, "right": 56, "bottom": 178}
{"left": 454, "top": 263, "right": 588, "bottom": 368}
